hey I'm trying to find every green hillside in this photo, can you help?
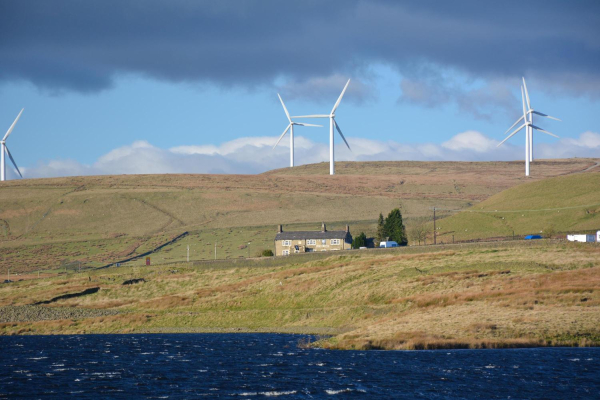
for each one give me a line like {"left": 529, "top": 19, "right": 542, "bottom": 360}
{"left": 435, "top": 172, "right": 600, "bottom": 242}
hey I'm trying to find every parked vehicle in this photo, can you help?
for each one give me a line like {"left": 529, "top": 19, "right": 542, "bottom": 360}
{"left": 524, "top": 235, "right": 542, "bottom": 240}
{"left": 379, "top": 241, "right": 399, "bottom": 248}
{"left": 567, "top": 234, "right": 596, "bottom": 243}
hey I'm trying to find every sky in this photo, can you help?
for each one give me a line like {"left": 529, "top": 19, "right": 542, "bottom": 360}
{"left": 0, "top": 0, "right": 599, "bottom": 178}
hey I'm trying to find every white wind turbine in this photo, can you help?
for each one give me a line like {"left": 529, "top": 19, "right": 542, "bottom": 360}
{"left": 504, "top": 77, "right": 561, "bottom": 164}
{"left": 273, "top": 94, "right": 321, "bottom": 167}
{"left": 497, "top": 86, "right": 558, "bottom": 176}
{"left": 1, "top": 109, "right": 24, "bottom": 181}
{"left": 292, "top": 79, "right": 352, "bottom": 175}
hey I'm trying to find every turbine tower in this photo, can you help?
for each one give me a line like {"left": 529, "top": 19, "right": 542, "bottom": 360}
{"left": 273, "top": 94, "right": 321, "bottom": 167}
{"left": 498, "top": 87, "right": 558, "bottom": 176}
{"left": 293, "top": 79, "right": 352, "bottom": 175}
{"left": 1, "top": 109, "right": 24, "bottom": 181}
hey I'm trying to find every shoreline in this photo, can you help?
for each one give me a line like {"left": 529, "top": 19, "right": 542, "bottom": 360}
{"left": 2, "top": 320, "right": 599, "bottom": 352}
{"left": 2, "top": 305, "right": 599, "bottom": 351}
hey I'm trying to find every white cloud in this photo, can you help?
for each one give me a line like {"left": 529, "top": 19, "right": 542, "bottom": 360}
{"left": 442, "top": 131, "right": 498, "bottom": 153}
{"left": 21, "top": 131, "right": 599, "bottom": 179}
{"left": 562, "top": 131, "right": 600, "bottom": 149}
{"left": 537, "top": 131, "right": 600, "bottom": 159}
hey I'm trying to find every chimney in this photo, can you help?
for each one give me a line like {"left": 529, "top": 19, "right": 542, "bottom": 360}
{"left": 321, "top": 222, "right": 326, "bottom": 232}
{"left": 345, "top": 225, "right": 350, "bottom": 233}
{"left": 278, "top": 224, "right": 283, "bottom": 233}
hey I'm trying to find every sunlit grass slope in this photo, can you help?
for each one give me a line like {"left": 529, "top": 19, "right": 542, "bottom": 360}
{"left": 435, "top": 172, "right": 600, "bottom": 242}
{"left": 1, "top": 241, "right": 599, "bottom": 350}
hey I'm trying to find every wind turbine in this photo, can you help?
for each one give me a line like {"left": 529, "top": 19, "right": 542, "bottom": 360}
{"left": 273, "top": 94, "right": 321, "bottom": 167}
{"left": 1, "top": 109, "right": 24, "bottom": 181}
{"left": 504, "top": 77, "right": 561, "bottom": 164}
{"left": 497, "top": 86, "right": 558, "bottom": 176}
{"left": 293, "top": 79, "right": 352, "bottom": 175}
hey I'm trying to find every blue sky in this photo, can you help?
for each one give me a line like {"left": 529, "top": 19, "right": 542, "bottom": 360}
{"left": 1, "top": 1, "right": 599, "bottom": 178}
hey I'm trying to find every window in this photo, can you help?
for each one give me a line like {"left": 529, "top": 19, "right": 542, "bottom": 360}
{"left": 307, "top": 239, "right": 316, "bottom": 245}
{"left": 331, "top": 239, "right": 340, "bottom": 245}
{"left": 282, "top": 240, "right": 291, "bottom": 246}
{"left": 282, "top": 250, "right": 289, "bottom": 256}
{"left": 321, "top": 239, "right": 326, "bottom": 245}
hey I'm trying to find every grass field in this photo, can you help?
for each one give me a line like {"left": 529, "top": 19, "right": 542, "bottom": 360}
{"left": 1, "top": 240, "right": 598, "bottom": 350}
{"left": 1, "top": 158, "right": 598, "bottom": 273}
{"left": 434, "top": 172, "right": 600, "bottom": 242}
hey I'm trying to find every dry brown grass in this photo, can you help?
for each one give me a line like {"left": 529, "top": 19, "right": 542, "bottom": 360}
{"left": 1, "top": 241, "right": 599, "bottom": 350}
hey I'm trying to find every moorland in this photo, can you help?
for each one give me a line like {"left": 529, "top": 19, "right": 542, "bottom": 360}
{"left": 1, "top": 158, "right": 599, "bottom": 350}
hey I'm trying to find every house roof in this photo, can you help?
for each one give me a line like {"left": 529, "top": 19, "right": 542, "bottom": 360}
{"left": 275, "top": 230, "right": 351, "bottom": 241}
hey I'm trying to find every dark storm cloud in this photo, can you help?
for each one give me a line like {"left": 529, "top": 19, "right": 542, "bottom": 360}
{"left": 1, "top": 0, "right": 599, "bottom": 96}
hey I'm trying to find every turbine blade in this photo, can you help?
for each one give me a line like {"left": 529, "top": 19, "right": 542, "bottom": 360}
{"left": 294, "top": 123, "right": 322, "bottom": 127}
{"left": 521, "top": 86, "right": 527, "bottom": 120}
{"left": 277, "top": 94, "right": 291, "bottom": 123}
{"left": 273, "top": 124, "right": 291, "bottom": 149}
{"left": 531, "top": 110, "right": 561, "bottom": 121}
{"left": 291, "top": 115, "right": 329, "bottom": 118}
{"left": 531, "top": 125, "right": 559, "bottom": 138}
{"left": 522, "top": 77, "right": 531, "bottom": 110}
{"left": 331, "top": 79, "right": 351, "bottom": 114}
{"left": 5, "top": 146, "right": 22, "bottom": 178}
{"left": 3, "top": 108, "right": 24, "bottom": 141}
{"left": 504, "top": 115, "right": 524, "bottom": 134}
{"left": 497, "top": 123, "right": 526, "bottom": 147}
{"left": 334, "top": 120, "right": 351, "bottom": 151}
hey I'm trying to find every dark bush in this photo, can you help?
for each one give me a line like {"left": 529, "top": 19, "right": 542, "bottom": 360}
{"left": 352, "top": 232, "right": 367, "bottom": 249}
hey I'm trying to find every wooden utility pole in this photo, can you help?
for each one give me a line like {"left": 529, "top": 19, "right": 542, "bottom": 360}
{"left": 187, "top": 245, "right": 190, "bottom": 262}
{"left": 433, "top": 207, "right": 437, "bottom": 245}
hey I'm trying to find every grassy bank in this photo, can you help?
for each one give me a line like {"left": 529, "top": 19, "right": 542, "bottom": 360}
{"left": 1, "top": 240, "right": 598, "bottom": 350}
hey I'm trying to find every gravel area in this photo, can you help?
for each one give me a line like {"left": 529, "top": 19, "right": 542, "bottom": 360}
{"left": 0, "top": 305, "right": 120, "bottom": 323}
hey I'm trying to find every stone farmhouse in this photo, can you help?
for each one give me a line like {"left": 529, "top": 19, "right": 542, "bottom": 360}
{"left": 274, "top": 223, "right": 352, "bottom": 256}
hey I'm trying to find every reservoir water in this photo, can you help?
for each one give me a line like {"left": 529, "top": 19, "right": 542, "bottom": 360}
{"left": 1, "top": 334, "right": 598, "bottom": 398}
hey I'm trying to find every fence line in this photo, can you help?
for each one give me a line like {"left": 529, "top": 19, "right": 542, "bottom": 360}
{"left": 96, "top": 231, "right": 189, "bottom": 270}
{"left": 433, "top": 202, "right": 600, "bottom": 214}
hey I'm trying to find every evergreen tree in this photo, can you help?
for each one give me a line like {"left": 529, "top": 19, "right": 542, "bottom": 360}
{"left": 383, "top": 208, "right": 407, "bottom": 245}
{"left": 352, "top": 232, "right": 367, "bottom": 249}
{"left": 376, "top": 213, "right": 386, "bottom": 243}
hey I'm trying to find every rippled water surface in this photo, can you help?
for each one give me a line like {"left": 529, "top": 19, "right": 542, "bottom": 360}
{"left": 1, "top": 334, "right": 599, "bottom": 398}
